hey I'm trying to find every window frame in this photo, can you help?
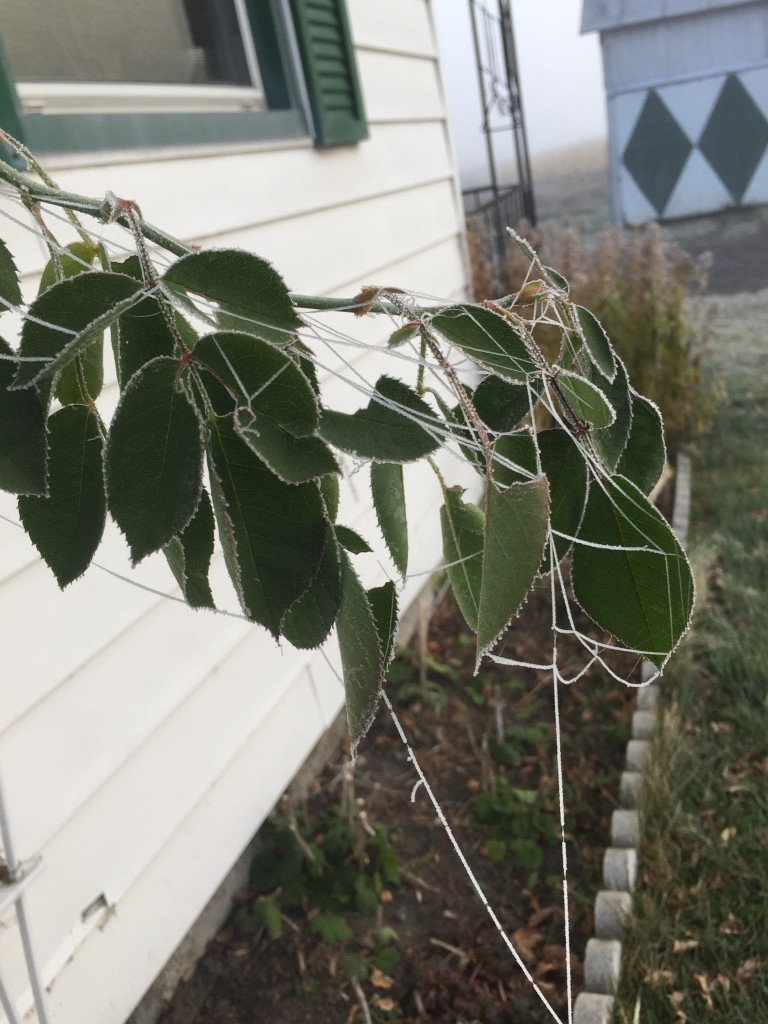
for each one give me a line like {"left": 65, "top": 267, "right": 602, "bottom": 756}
{"left": 0, "top": 0, "right": 311, "bottom": 156}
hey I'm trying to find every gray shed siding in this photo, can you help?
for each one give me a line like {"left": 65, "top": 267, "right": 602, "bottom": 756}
{"left": 582, "top": 1, "right": 768, "bottom": 222}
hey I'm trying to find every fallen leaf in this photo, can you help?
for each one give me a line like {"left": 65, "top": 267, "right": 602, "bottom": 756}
{"left": 693, "top": 973, "right": 714, "bottom": 1011}
{"left": 736, "top": 958, "right": 765, "bottom": 985}
{"left": 647, "top": 968, "right": 676, "bottom": 986}
{"left": 510, "top": 926, "right": 542, "bottom": 962}
{"left": 370, "top": 967, "right": 394, "bottom": 990}
{"left": 720, "top": 826, "right": 737, "bottom": 844}
{"left": 673, "top": 939, "right": 700, "bottom": 953}
{"left": 669, "top": 990, "right": 687, "bottom": 1021}
{"left": 718, "top": 913, "right": 742, "bottom": 935}
{"left": 528, "top": 905, "right": 555, "bottom": 928}
{"left": 376, "top": 998, "right": 396, "bottom": 1012}
{"left": 710, "top": 721, "right": 732, "bottom": 734}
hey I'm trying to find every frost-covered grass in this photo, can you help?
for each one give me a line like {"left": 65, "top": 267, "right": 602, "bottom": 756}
{"left": 614, "top": 290, "right": 768, "bottom": 1023}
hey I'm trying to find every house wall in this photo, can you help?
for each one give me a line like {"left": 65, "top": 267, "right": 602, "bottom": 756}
{"left": 583, "top": 1, "right": 768, "bottom": 222}
{"left": 0, "top": 4, "right": 473, "bottom": 1022}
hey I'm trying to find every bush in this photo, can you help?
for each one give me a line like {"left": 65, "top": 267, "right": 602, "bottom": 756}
{"left": 469, "top": 218, "right": 716, "bottom": 456}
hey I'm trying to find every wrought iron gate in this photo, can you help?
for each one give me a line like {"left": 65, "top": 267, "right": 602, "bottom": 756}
{"left": 464, "top": 0, "right": 535, "bottom": 274}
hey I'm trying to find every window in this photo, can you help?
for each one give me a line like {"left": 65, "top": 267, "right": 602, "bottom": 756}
{"left": 0, "top": 0, "right": 366, "bottom": 155}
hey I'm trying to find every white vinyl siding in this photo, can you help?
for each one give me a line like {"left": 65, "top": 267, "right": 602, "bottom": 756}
{"left": 0, "top": 3, "right": 469, "bottom": 1022}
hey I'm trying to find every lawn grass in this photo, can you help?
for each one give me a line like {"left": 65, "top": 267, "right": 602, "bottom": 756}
{"left": 613, "top": 291, "right": 768, "bottom": 1023}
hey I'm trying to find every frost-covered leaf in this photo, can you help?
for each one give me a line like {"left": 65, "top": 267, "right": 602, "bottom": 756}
{"left": 14, "top": 272, "right": 143, "bottom": 389}
{"left": 473, "top": 374, "right": 541, "bottom": 432}
{"left": 163, "top": 489, "right": 215, "bottom": 609}
{"left": 207, "top": 413, "right": 326, "bottom": 636}
{"left": 0, "top": 237, "right": 22, "bottom": 312}
{"left": 368, "top": 581, "right": 398, "bottom": 668}
{"left": 430, "top": 305, "right": 535, "bottom": 383}
{"left": 55, "top": 343, "right": 104, "bottom": 405}
{"left": 0, "top": 337, "right": 46, "bottom": 495}
{"left": 550, "top": 369, "right": 615, "bottom": 430}
{"left": 336, "top": 552, "right": 383, "bottom": 756}
{"left": 572, "top": 475, "right": 694, "bottom": 668}
{"left": 114, "top": 294, "right": 177, "bottom": 388}
{"left": 616, "top": 391, "right": 666, "bottom": 495}
{"left": 538, "top": 429, "right": 588, "bottom": 564}
{"left": 574, "top": 305, "right": 616, "bottom": 381}
{"left": 475, "top": 476, "right": 550, "bottom": 665}
{"left": 18, "top": 405, "right": 105, "bottom": 586}
{"left": 490, "top": 431, "right": 538, "bottom": 488}
{"left": 106, "top": 357, "right": 203, "bottom": 563}
{"left": 234, "top": 408, "right": 338, "bottom": 483}
{"left": 194, "top": 331, "right": 318, "bottom": 436}
{"left": 38, "top": 240, "right": 97, "bottom": 295}
{"left": 321, "top": 473, "right": 340, "bottom": 523}
{"left": 371, "top": 462, "right": 408, "bottom": 578}
{"left": 335, "top": 524, "right": 372, "bottom": 554}
{"left": 388, "top": 324, "right": 420, "bottom": 348}
{"left": 440, "top": 486, "right": 484, "bottom": 632}
{"left": 586, "top": 357, "right": 633, "bottom": 471}
{"left": 281, "top": 531, "right": 342, "bottom": 649}
{"left": 163, "top": 248, "right": 301, "bottom": 346}
{"left": 319, "top": 376, "right": 440, "bottom": 463}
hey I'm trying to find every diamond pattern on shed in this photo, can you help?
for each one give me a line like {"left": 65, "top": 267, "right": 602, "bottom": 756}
{"left": 698, "top": 74, "right": 768, "bottom": 203}
{"left": 622, "top": 91, "right": 693, "bottom": 215}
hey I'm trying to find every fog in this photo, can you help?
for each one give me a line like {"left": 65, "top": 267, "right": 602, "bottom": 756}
{"left": 434, "top": 0, "right": 608, "bottom": 188}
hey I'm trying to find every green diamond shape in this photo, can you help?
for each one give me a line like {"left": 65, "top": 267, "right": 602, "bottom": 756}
{"left": 623, "top": 91, "right": 692, "bottom": 215}
{"left": 699, "top": 74, "right": 768, "bottom": 202}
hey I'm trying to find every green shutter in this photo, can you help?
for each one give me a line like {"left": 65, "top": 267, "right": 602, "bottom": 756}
{"left": 290, "top": 0, "right": 367, "bottom": 147}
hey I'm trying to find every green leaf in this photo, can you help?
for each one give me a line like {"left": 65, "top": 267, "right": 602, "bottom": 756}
{"left": 336, "top": 552, "right": 383, "bottom": 755}
{"left": 473, "top": 374, "right": 540, "bottom": 432}
{"left": 321, "top": 474, "right": 340, "bottom": 522}
{"left": 586, "top": 357, "right": 633, "bottom": 472}
{"left": 371, "top": 462, "right": 408, "bottom": 578}
{"left": 54, "top": 342, "right": 104, "bottom": 405}
{"left": 490, "top": 431, "right": 538, "bottom": 489}
{"left": 0, "top": 238, "right": 22, "bottom": 312}
{"left": 538, "top": 429, "right": 589, "bottom": 565}
{"left": 367, "top": 581, "right": 398, "bottom": 668}
{"left": 162, "top": 248, "right": 302, "bottom": 346}
{"left": 105, "top": 357, "right": 204, "bottom": 563}
{"left": 440, "top": 486, "right": 484, "bottom": 632}
{"left": 616, "top": 391, "right": 667, "bottom": 495}
{"left": 207, "top": 413, "right": 327, "bottom": 636}
{"left": 253, "top": 896, "right": 283, "bottom": 939}
{"left": 388, "top": 323, "right": 420, "bottom": 347}
{"left": 234, "top": 408, "right": 339, "bottom": 483}
{"left": 38, "top": 240, "right": 97, "bottom": 295}
{"left": 14, "top": 272, "right": 143, "bottom": 389}
{"left": 430, "top": 305, "right": 535, "bottom": 382}
{"left": 114, "top": 295, "right": 177, "bottom": 388}
{"left": 318, "top": 376, "right": 440, "bottom": 463}
{"left": 0, "top": 337, "right": 47, "bottom": 495}
{"left": 574, "top": 305, "right": 616, "bottom": 381}
{"left": 310, "top": 913, "right": 352, "bottom": 944}
{"left": 194, "top": 331, "right": 319, "bottom": 435}
{"left": 163, "top": 489, "right": 216, "bottom": 609}
{"left": 281, "top": 531, "right": 342, "bottom": 649}
{"left": 476, "top": 476, "right": 550, "bottom": 665}
{"left": 572, "top": 475, "right": 694, "bottom": 668}
{"left": 550, "top": 369, "right": 615, "bottom": 430}
{"left": 335, "top": 524, "right": 372, "bottom": 554}
{"left": 542, "top": 265, "right": 569, "bottom": 293}
{"left": 18, "top": 405, "right": 105, "bottom": 586}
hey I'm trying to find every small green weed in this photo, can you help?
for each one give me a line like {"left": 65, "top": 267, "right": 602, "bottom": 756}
{"left": 247, "top": 804, "right": 401, "bottom": 944}
{"left": 489, "top": 722, "right": 551, "bottom": 767}
{"left": 473, "top": 776, "right": 558, "bottom": 878}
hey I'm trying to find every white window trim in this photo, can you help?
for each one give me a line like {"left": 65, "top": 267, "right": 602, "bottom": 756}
{"left": 16, "top": 81, "right": 266, "bottom": 116}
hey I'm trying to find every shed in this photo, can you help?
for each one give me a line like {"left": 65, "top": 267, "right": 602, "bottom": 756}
{"left": 581, "top": 0, "right": 768, "bottom": 222}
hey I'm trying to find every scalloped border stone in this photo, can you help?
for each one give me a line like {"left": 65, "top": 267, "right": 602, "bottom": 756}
{"left": 573, "top": 453, "right": 691, "bottom": 1024}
